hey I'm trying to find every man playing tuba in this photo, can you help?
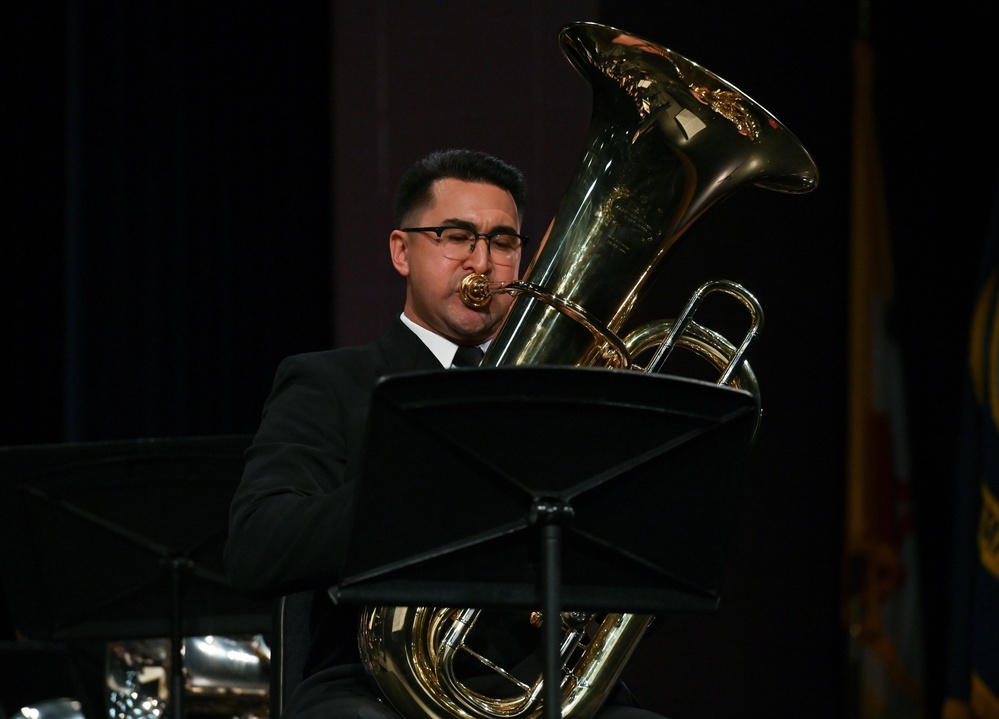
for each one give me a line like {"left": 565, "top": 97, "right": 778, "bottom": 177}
{"left": 224, "top": 148, "right": 667, "bottom": 719}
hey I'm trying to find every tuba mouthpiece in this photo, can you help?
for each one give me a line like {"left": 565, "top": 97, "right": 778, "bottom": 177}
{"left": 459, "top": 273, "right": 509, "bottom": 308}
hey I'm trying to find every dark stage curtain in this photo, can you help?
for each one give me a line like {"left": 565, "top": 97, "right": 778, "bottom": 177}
{"left": 10, "top": 2, "right": 334, "bottom": 444}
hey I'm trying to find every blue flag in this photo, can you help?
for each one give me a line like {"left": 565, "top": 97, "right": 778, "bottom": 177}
{"left": 941, "top": 185, "right": 999, "bottom": 719}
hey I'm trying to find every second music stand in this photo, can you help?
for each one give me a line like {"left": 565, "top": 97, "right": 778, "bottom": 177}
{"left": 0, "top": 435, "right": 268, "bottom": 719}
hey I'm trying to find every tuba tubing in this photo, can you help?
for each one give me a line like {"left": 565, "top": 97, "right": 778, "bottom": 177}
{"left": 359, "top": 20, "right": 817, "bottom": 719}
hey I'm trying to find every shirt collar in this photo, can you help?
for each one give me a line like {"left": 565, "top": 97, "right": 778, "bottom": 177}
{"left": 399, "top": 313, "right": 489, "bottom": 368}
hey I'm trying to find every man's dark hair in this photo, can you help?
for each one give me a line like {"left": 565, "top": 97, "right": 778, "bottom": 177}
{"left": 392, "top": 149, "right": 527, "bottom": 227}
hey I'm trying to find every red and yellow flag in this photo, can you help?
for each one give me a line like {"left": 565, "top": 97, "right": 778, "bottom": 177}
{"left": 844, "top": 36, "right": 925, "bottom": 719}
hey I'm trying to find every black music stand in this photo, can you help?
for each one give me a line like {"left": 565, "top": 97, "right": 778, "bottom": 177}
{"left": 0, "top": 435, "right": 269, "bottom": 719}
{"left": 329, "top": 366, "right": 758, "bottom": 719}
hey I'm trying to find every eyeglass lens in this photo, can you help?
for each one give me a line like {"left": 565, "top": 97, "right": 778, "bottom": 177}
{"left": 437, "top": 228, "right": 521, "bottom": 266}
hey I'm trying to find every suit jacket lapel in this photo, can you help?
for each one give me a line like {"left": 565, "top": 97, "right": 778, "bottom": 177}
{"left": 374, "top": 316, "right": 443, "bottom": 375}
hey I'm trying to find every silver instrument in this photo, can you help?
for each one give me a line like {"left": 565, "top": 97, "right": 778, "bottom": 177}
{"left": 106, "top": 635, "right": 270, "bottom": 719}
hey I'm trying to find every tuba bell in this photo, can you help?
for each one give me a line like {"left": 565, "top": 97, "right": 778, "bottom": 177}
{"left": 359, "top": 21, "right": 818, "bottom": 719}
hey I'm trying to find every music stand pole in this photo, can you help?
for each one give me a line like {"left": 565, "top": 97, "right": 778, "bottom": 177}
{"left": 532, "top": 498, "right": 573, "bottom": 719}
{"left": 168, "top": 555, "right": 192, "bottom": 719}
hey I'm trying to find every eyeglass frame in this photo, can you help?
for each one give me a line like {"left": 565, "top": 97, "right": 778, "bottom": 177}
{"left": 399, "top": 225, "right": 529, "bottom": 264}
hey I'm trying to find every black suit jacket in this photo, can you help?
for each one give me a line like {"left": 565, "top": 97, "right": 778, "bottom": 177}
{"left": 225, "top": 317, "right": 443, "bottom": 676}
{"left": 226, "top": 316, "right": 647, "bottom": 714}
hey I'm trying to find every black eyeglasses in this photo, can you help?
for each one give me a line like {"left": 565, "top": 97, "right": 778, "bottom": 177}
{"left": 400, "top": 226, "right": 528, "bottom": 266}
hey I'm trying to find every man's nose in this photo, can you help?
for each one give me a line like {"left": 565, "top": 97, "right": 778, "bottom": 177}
{"left": 465, "top": 238, "right": 492, "bottom": 272}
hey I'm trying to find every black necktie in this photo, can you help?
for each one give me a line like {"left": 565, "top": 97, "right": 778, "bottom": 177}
{"left": 452, "top": 346, "right": 484, "bottom": 368}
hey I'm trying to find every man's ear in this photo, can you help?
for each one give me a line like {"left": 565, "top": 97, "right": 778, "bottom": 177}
{"left": 389, "top": 230, "right": 410, "bottom": 276}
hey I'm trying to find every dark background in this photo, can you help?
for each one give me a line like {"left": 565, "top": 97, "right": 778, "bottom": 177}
{"left": 6, "top": 1, "right": 998, "bottom": 718}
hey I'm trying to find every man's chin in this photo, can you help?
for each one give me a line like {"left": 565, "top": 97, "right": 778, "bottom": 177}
{"left": 451, "top": 308, "right": 499, "bottom": 338}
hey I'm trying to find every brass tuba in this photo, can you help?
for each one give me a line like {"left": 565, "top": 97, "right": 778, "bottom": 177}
{"left": 359, "top": 21, "right": 818, "bottom": 719}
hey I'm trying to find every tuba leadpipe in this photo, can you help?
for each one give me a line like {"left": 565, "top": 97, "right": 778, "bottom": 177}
{"left": 361, "top": 20, "right": 818, "bottom": 719}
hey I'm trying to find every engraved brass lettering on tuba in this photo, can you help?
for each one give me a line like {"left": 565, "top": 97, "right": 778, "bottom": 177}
{"left": 359, "top": 21, "right": 818, "bottom": 719}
